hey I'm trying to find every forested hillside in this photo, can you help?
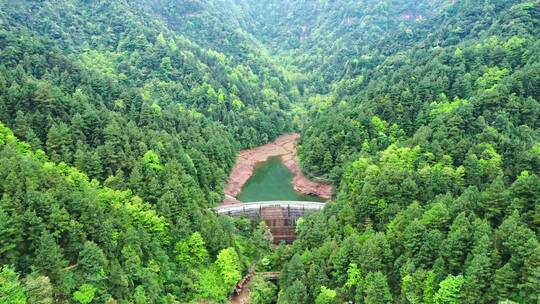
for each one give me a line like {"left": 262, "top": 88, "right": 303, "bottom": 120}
{"left": 275, "top": 1, "right": 540, "bottom": 304}
{"left": 0, "top": 122, "right": 274, "bottom": 303}
{"left": 298, "top": 0, "right": 540, "bottom": 180}
{"left": 0, "top": 1, "right": 279, "bottom": 303}
{"left": 0, "top": 0, "right": 539, "bottom": 303}
{"left": 245, "top": 0, "right": 446, "bottom": 93}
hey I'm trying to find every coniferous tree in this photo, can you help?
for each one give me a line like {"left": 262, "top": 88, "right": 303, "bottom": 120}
{"left": 364, "top": 271, "right": 392, "bottom": 304}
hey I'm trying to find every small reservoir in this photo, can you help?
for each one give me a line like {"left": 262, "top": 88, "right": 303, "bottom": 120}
{"left": 237, "top": 156, "right": 326, "bottom": 202}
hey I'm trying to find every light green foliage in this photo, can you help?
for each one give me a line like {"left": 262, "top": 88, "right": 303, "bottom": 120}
{"left": 531, "top": 143, "right": 540, "bottom": 156}
{"left": 173, "top": 241, "right": 190, "bottom": 267}
{"left": 175, "top": 232, "right": 209, "bottom": 268}
{"left": 73, "top": 284, "right": 97, "bottom": 304}
{"left": 371, "top": 116, "right": 387, "bottom": 133}
{"left": 503, "top": 36, "right": 527, "bottom": 52}
{"left": 133, "top": 286, "right": 147, "bottom": 304}
{"left": 143, "top": 150, "right": 163, "bottom": 171}
{"left": 402, "top": 275, "right": 419, "bottom": 304}
{"left": 215, "top": 247, "right": 241, "bottom": 290}
{"left": 401, "top": 269, "right": 434, "bottom": 304}
{"left": 232, "top": 98, "right": 245, "bottom": 110}
{"left": 188, "top": 232, "right": 209, "bottom": 265}
{"left": 476, "top": 67, "right": 510, "bottom": 90}
{"left": 434, "top": 275, "right": 464, "bottom": 304}
{"left": 423, "top": 271, "right": 436, "bottom": 304}
{"left": 315, "top": 286, "right": 337, "bottom": 304}
{"left": 333, "top": 76, "right": 365, "bottom": 97}
{"left": 124, "top": 197, "right": 168, "bottom": 242}
{"left": 0, "top": 265, "right": 26, "bottom": 304}
{"left": 195, "top": 268, "right": 228, "bottom": 301}
{"left": 80, "top": 50, "right": 118, "bottom": 78}
{"left": 476, "top": 143, "right": 503, "bottom": 181}
{"left": 307, "top": 95, "right": 334, "bottom": 114}
{"left": 206, "top": 49, "right": 226, "bottom": 65}
{"left": 420, "top": 202, "right": 451, "bottom": 229}
{"left": 150, "top": 102, "right": 162, "bottom": 115}
{"left": 430, "top": 97, "right": 468, "bottom": 118}
{"left": 345, "top": 263, "right": 362, "bottom": 288}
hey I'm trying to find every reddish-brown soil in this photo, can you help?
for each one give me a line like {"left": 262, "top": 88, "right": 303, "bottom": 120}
{"left": 229, "top": 284, "right": 250, "bottom": 304}
{"left": 222, "top": 133, "right": 332, "bottom": 205}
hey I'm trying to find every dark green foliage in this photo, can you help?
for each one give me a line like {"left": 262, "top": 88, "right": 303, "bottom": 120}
{"left": 250, "top": 274, "right": 278, "bottom": 304}
{"left": 364, "top": 272, "right": 393, "bottom": 304}
{"left": 279, "top": 279, "right": 308, "bottom": 304}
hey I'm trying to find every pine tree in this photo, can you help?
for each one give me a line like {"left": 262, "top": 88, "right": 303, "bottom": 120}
{"left": 0, "top": 208, "right": 19, "bottom": 263}
{"left": 78, "top": 241, "right": 107, "bottom": 284}
{"left": 280, "top": 254, "right": 305, "bottom": 288}
{"left": 33, "top": 232, "right": 66, "bottom": 282}
{"left": 462, "top": 235, "right": 494, "bottom": 303}
{"left": 493, "top": 263, "right": 519, "bottom": 302}
{"left": 521, "top": 239, "right": 540, "bottom": 304}
{"left": 46, "top": 123, "right": 73, "bottom": 163}
{"left": 442, "top": 213, "right": 472, "bottom": 274}
{"left": 364, "top": 271, "right": 392, "bottom": 304}
{"left": 279, "top": 279, "right": 308, "bottom": 304}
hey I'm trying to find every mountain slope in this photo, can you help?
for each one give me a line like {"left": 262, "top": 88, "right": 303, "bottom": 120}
{"left": 0, "top": 1, "right": 283, "bottom": 303}
{"left": 275, "top": 1, "right": 540, "bottom": 303}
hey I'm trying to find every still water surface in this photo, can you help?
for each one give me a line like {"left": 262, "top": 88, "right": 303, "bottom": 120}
{"left": 237, "top": 156, "right": 326, "bottom": 202}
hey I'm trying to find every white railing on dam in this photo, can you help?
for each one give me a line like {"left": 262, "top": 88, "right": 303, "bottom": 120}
{"left": 215, "top": 201, "right": 326, "bottom": 215}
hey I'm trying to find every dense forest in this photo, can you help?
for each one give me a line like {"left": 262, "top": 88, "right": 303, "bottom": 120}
{"left": 279, "top": 1, "right": 540, "bottom": 304}
{"left": 0, "top": 0, "right": 539, "bottom": 303}
{"left": 0, "top": 1, "right": 283, "bottom": 303}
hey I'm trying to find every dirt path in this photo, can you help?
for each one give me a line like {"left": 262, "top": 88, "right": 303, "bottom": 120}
{"left": 222, "top": 133, "right": 332, "bottom": 205}
{"left": 229, "top": 285, "right": 251, "bottom": 304}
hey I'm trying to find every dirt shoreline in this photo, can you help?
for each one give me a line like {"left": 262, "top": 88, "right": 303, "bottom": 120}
{"left": 221, "top": 133, "right": 332, "bottom": 205}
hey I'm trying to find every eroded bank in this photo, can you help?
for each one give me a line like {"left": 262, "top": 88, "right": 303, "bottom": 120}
{"left": 222, "top": 133, "right": 332, "bottom": 205}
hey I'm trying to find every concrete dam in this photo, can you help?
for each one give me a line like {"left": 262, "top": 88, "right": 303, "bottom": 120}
{"left": 215, "top": 201, "right": 325, "bottom": 243}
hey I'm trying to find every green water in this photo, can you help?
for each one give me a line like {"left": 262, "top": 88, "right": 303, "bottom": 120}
{"left": 237, "top": 156, "right": 326, "bottom": 202}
